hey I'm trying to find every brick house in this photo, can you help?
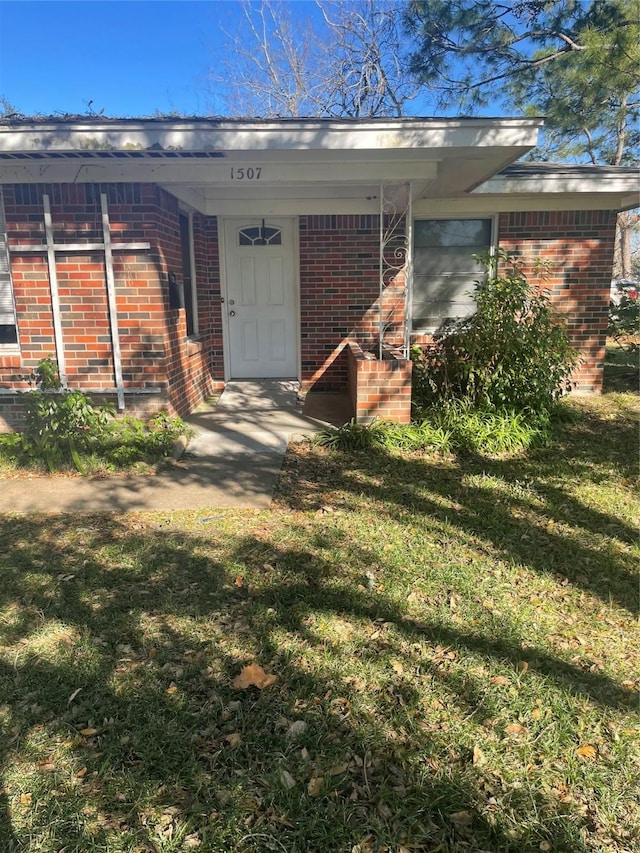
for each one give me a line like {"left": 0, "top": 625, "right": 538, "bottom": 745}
{"left": 0, "top": 117, "right": 637, "bottom": 430}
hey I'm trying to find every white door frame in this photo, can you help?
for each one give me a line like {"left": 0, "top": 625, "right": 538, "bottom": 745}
{"left": 220, "top": 216, "right": 300, "bottom": 383}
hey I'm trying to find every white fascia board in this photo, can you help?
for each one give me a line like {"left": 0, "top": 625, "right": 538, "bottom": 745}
{"left": 414, "top": 192, "right": 639, "bottom": 216}
{"left": 0, "top": 158, "right": 438, "bottom": 185}
{"left": 475, "top": 173, "right": 639, "bottom": 200}
{"left": 0, "top": 118, "right": 542, "bottom": 154}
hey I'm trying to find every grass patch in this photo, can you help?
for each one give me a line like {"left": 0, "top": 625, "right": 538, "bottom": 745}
{"left": 603, "top": 340, "right": 639, "bottom": 394}
{"left": 0, "top": 395, "right": 638, "bottom": 852}
{"left": 0, "top": 412, "right": 188, "bottom": 478}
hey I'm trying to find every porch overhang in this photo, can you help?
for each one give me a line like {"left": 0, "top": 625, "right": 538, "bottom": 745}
{"left": 472, "top": 163, "right": 640, "bottom": 212}
{"left": 0, "top": 116, "right": 542, "bottom": 215}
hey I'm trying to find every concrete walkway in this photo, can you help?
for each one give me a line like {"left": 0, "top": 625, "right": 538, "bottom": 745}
{"left": 0, "top": 382, "right": 351, "bottom": 513}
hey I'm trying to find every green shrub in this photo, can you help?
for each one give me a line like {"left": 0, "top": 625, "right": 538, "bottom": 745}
{"left": 608, "top": 292, "right": 639, "bottom": 351}
{"left": 15, "top": 358, "right": 188, "bottom": 473}
{"left": 22, "top": 359, "right": 113, "bottom": 471}
{"left": 412, "top": 251, "right": 579, "bottom": 415}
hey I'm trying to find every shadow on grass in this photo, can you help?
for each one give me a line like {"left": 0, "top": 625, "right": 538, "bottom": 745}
{"left": 0, "top": 515, "right": 636, "bottom": 852}
{"left": 276, "top": 401, "right": 638, "bottom": 616}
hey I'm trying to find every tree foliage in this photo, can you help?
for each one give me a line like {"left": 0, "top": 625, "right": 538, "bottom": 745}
{"left": 208, "top": 0, "right": 417, "bottom": 118}
{"left": 404, "top": 0, "right": 636, "bottom": 111}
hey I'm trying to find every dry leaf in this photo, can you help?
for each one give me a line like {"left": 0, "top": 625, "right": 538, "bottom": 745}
{"left": 224, "top": 732, "right": 241, "bottom": 748}
{"left": 68, "top": 687, "right": 83, "bottom": 704}
{"left": 232, "top": 663, "right": 277, "bottom": 690}
{"left": 281, "top": 770, "right": 296, "bottom": 789}
{"left": 539, "top": 842, "right": 552, "bottom": 852}
{"left": 79, "top": 728, "right": 98, "bottom": 737}
{"left": 472, "top": 746, "right": 486, "bottom": 766}
{"left": 37, "top": 761, "right": 55, "bottom": 772}
{"left": 166, "top": 683, "right": 178, "bottom": 695}
{"left": 517, "top": 661, "right": 529, "bottom": 674}
{"left": 287, "top": 720, "right": 307, "bottom": 738}
{"left": 19, "top": 793, "right": 32, "bottom": 806}
{"left": 148, "top": 647, "right": 157, "bottom": 660}
{"left": 76, "top": 767, "right": 88, "bottom": 778}
{"left": 329, "top": 762, "right": 350, "bottom": 776}
{"left": 234, "top": 575, "right": 245, "bottom": 587}
{"left": 449, "top": 810, "right": 473, "bottom": 827}
{"left": 506, "top": 723, "right": 527, "bottom": 735}
{"left": 490, "top": 676, "right": 510, "bottom": 686}
{"left": 577, "top": 744, "right": 597, "bottom": 759}
{"left": 307, "top": 776, "right": 324, "bottom": 797}
{"left": 531, "top": 708, "right": 543, "bottom": 721}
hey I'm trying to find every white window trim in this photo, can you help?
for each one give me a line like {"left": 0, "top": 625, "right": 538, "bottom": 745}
{"left": 409, "top": 213, "right": 498, "bottom": 334}
{"left": 179, "top": 206, "right": 199, "bottom": 339}
{"left": 0, "top": 189, "right": 20, "bottom": 352}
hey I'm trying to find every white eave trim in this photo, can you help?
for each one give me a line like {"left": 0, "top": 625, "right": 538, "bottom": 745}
{"left": 0, "top": 117, "right": 543, "bottom": 154}
{"left": 475, "top": 173, "right": 640, "bottom": 196}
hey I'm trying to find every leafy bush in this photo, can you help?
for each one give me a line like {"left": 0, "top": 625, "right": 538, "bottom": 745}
{"left": 608, "top": 292, "right": 639, "bottom": 351}
{"left": 411, "top": 251, "right": 579, "bottom": 415}
{"left": 21, "top": 359, "right": 113, "bottom": 471}
{"left": 9, "top": 358, "right": 188, "bottom": 473}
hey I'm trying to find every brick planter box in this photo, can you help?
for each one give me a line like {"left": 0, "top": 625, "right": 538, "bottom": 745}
{"left": 347, "top": 342, "right": 412, "bottom": 424}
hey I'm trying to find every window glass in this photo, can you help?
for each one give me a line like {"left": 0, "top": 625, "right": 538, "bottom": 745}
{"left": 0, "top": 190, "right": 18, "bottom": 348}
{"left": 238, "top": 226, "right": 282, "bottom": 246}
{"left": 412, "top": 219, "right": 491, "bottom": 331}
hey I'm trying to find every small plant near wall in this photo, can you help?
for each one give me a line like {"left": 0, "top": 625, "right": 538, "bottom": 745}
{"left": 411, "top": 251, "right": 579, "bottom": 416}
{"left": 317, "top": 254, "right": 579, "bottom": 456}
{"left": 0, "top": 357, "right": 189, "bottom": 474}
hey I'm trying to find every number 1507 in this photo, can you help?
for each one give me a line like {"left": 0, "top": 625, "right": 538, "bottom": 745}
{"left": 230, "top": 167, "right": 262, "bottom": 180}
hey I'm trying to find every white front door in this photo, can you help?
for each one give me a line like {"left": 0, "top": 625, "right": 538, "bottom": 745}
{"left": 223, "top": 218, "right": 298, "bottom": 379}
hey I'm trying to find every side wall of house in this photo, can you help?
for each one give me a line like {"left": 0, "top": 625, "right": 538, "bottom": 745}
{"left": 0, "top": 184, "right": 223, "bottom": 431}
{"left": 498, "top": 210, "right": 617, "bottom": 393}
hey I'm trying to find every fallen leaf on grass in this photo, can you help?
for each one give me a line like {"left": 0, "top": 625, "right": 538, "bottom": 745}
{"left": 76, "top": 767, "right": 88, "bottom": 778}
{"left": 79, "top": 728, "right": 98, "bottom": 737}
{"left": 232, "top": 663, "right": 277, "bottom": 689}
{"left": 281, "top": 770, "right": 296, "bottom": 789}
{"left": 506, "top": 723, "right": 527, "bottom": 735}
{"left": 576, "top": 744, "right": 597, "bottom": 759}
{"left": 307, "top": 776, "right": 324, "bottom": 797}
{"left": 287, "top": 720, "right": 307, "bottom": 738}
{"left": 490, "top": 676, "right": 510, "bottom": 686}
{"left": 68, "top": 687, "right": 83, "bottom": 704}
{"left": 449, "top": 810, "right": 473, "bottom": 827}
{"left": 166, "top": 683, "right": 178, "bottom": 695}
{"left": 224, "top": 732, "right": 241, "bottom": 748}
{"left": 329, "top": 762, "right": 350, "bottom": 776}
{"left": 517, "top": 661, "right": 529, "bottom": 674}
{"left": 472, "top": 746, "right": 486, "bottom": 766}
{"left": 19, "top": 793, "right": 32, "bottom": 806}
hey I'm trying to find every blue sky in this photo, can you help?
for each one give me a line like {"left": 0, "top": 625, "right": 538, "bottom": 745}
{"left": 0, "top": 1, "right": 326, "bottom": 117}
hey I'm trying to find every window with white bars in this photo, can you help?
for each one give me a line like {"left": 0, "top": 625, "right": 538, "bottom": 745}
{"left": 412, "top": 218, "right": 492, "bottom": 332}
{"left": 0, "top": 190, "right": 19, "bottom": 347}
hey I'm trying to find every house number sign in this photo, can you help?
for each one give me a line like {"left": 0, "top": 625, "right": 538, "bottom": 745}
{"left": 230, "top": 167, "right": 262, "bottom": 180}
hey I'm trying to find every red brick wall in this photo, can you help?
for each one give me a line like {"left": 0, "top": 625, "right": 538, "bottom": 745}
{"left": 347, "top": 342, "right": 412, "bottom": 424}
{"left": 498, "top": 210, "right": 617, "bottom": 393}
{"left": 0, "top": 183, "right": 222, "bottom": 431}
{"left": 299, "top": 215, "right": 404, "bottom": 392}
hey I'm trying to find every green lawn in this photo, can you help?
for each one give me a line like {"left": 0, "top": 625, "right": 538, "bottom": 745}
{"left": 0, "top": 394, "right": 638, "bottom": 853}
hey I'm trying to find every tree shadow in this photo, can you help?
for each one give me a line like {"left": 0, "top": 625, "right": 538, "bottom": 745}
{"left": 0, "top": 514, "right": 635, "bottom": 851}
{"left": 275, "top": 416, "right": 639, "bottom": 615}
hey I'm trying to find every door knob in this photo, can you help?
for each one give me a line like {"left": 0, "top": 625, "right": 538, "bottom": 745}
{"left": 229, "top": 310, "right": 236, "bottom": 317}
